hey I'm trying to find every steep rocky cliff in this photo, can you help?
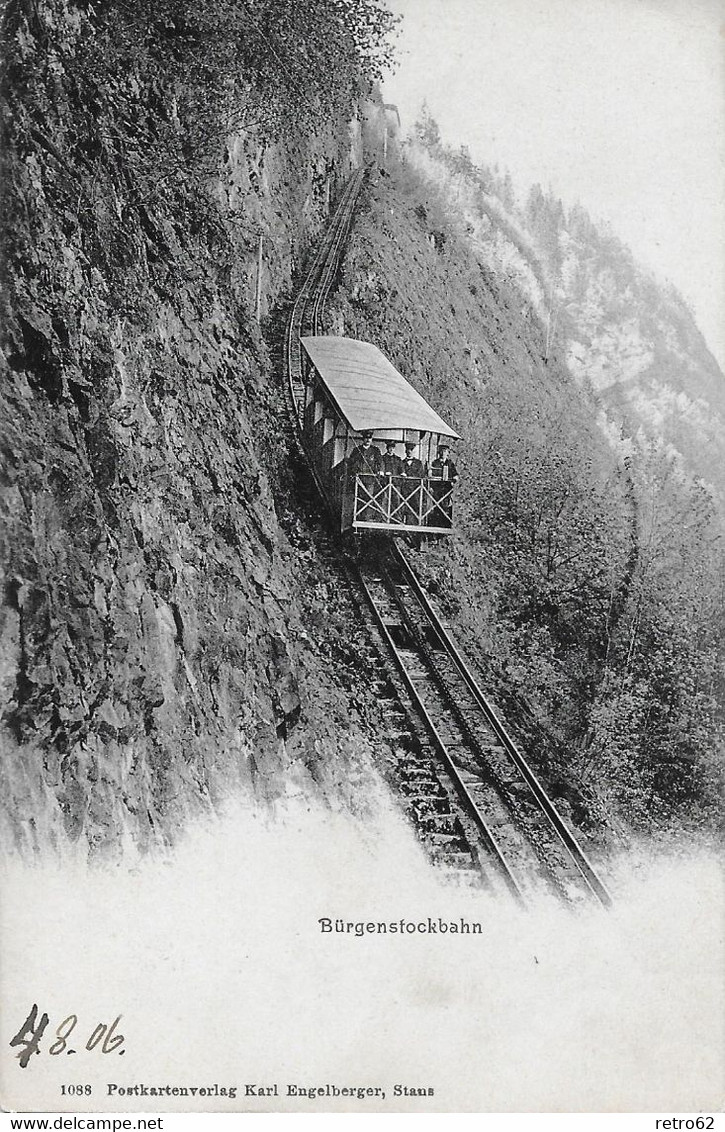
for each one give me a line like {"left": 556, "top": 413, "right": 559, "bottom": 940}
{"left": 0, "top": 0, "right": 391, "bottom": 853}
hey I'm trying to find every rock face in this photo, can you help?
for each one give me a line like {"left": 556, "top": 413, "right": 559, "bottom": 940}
{"left": 0, "top": 0, "right": 389, "bottom": 853}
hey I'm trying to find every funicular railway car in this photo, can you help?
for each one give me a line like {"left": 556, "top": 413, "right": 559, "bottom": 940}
{"left": 299, "top": 336, "right": 460, "bottom": 535}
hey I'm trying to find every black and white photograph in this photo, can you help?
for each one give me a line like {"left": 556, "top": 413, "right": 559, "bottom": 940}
{"left": 1, "top": 0, "right": 723, "bottom": 1117}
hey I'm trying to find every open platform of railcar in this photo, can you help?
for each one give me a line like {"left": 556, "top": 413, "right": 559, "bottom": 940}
{"left": 300, "top": 336, "right": 461, "bottom": 536}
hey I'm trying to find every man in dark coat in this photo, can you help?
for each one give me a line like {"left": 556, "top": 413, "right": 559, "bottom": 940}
{"left": 430, "top": 443, "right": 458, "bottom": 527}
{"left": 431, "top": 443, "right": 459, "bottom": 485}
{"left": 401, "top": 441, "right": 426, "bottom": 478}
{"left": 381, "top": 439, "right": 402, "bottom": 476}
{"left": 348, "top": 430, "right": 382, "bottom": 475}
{"left": 400, "top": 441, "right": 426, "bottom": 526}
{"left": 348, "top": 430, "right": 382, "bottom": 523}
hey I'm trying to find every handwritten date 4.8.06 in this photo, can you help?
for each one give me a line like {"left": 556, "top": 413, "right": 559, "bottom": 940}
{"left": 10, "top": 1005, "right": 125, "bottom": 1068}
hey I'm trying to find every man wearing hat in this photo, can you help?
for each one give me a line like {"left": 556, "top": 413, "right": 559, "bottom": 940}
{"left": 431, "top": 443, "right": 459, "bottom": 485}
{"left": 400, "top": 441, "right": 427, "bottom": 527}
{"left": 348, "top": 430, "right": 382, "bottom": 523}
{"left": 348, "top": 430, "right": 382, "bottom": 476}
{"left": 381, "top": 439, "right": 402, "bottom": 477}
{"left": 430, "top": 443, "right": 458, "bottom": 527}
{"left": 401, "top": 441, "right": 426, "bottom": 479}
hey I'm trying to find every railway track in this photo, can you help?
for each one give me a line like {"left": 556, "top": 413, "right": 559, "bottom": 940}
{"left": 281, "top": 168, "right": 612, "bottom": 908}
{"left": 285, "top": 168, "right": 364, "bottom": 422}
{"left": 356, "top": 544, "right": 611, "bottom": 907}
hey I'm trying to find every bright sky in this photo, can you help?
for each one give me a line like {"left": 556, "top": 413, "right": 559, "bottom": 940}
{"left": 382, "top": 0, "right": 725, "bottom": 369}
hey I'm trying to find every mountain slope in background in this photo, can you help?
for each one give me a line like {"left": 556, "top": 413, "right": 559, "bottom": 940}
{"left": 406, "top": 121, "right": 725, "bottom": 506}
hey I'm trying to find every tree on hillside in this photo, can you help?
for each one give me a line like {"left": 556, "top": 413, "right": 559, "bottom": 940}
{"left": 413, "top": 102, "right": 441, "bottom": 149}
{"left": 567, "top": 202, "right": 598, "bottom": 246}
{"left": 14, "top": 0, "right": 400, "bottom": 175}
{"left": 331, "top": 140, "right": 725, "bottom": 835}
{"left": 581, "top": 443, "right": 725, "bottom": 820}
{"left": 525, "top": 183, "right": 564, "bottom": 276}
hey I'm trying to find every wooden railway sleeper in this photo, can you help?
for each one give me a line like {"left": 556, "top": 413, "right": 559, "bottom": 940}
{"left": 341, "top": 579, "right": 488, "bottom": 881}
{"left": 380, "top": 561, "right": 589, "bottom": 902}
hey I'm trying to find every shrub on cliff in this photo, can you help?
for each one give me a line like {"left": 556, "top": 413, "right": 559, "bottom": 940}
{"left": 0, "top": 0, "right": 399, "bottom": 298}
{"left": 55, "top": 0, "right": 398, "bottom": 168}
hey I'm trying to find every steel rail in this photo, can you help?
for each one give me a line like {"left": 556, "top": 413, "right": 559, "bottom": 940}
{"left": 310, "top": 171, "right": 362, "bottom": 335}
{"left": 354, "top": 563, "right": 526, "bottom": 904}
{"left": 285, "top": 171, "right": 363, "bottom": 436}
{"left": 391, "top": 540, "right": 613, "bottom": 908}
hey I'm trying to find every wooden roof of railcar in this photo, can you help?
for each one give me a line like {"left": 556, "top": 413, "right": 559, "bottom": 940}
{"left": 300, "top": 336, "right": 460, "bottom": 438}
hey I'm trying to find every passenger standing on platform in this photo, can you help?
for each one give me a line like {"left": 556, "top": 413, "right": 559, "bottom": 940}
{"left": 348, "top": 430, "right": 382, "bottom": 524}
{"left": 401, "top": 441, "right": 426, "bottom": 478}
{"left": 381, "top": 440, "right": 402, "bottom": 476}
{"left": 431, "top": 444, "right": 459, "bottom": 485}
{"left": 348, "top": 430, "right": 382, "bottom": 475}
{"left": 400, "top": 441, "right": 426, "bottom": 527}
{"left": 430, "top": 443, "right": 458, "bottom": 528}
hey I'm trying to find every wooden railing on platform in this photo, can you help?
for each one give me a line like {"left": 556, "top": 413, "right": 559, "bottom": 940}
{"left": 352, "top": 474, "right": 454, "bottom": 532}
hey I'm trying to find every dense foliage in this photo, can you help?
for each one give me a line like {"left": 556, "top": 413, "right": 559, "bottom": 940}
{"left": 82, "top": 0, "right": 397, "bottom": 161}
{"left": 1, "top": 0, "right": 398, "bottom": 227}
{"left": 1, "top": 0, "right": 400, "bottom": 338}
{"left": 418, "top": 127, "right": 725, "bottom": 833}
{"left": 331, "top": 133, "right": 725, "bottom": 837}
